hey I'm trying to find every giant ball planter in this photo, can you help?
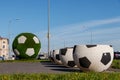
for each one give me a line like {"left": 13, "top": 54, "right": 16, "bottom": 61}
{"left": 60, "top": 47, "right": 76, "bottom": 67}
{"left": 73, "top": 45, "right": 114, "bottom": 72}
{"left": 53, "top": 49, "right": 62, "bottom": 65}
{"left": 12, "top": 32, "right": 41, "bottom": 59}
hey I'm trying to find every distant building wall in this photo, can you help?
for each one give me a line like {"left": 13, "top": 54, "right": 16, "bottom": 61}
{"left": 0, "top": 37, "right": 9, "bottom": 59}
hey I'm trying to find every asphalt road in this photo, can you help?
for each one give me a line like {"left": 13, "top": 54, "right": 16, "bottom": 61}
{"left": 0, "top": 62, "right": 120, "bottom": 74}
{"left": 0, "top": 62, "right": 80, "bottom": 74}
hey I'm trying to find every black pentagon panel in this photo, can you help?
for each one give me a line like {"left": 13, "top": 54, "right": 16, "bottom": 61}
{"left": 56, "top": 54, "right": 60, "bottom": 60}
{"left": 67, "top": 61, "right": 76, "bottom": 67}
{"left": 79, "top": 57, "right": 91, "bottom": 68}
{"left": 110, "top": 45, "right": 112, "bottom": 47}
{"left": 60, "top": 48, "right": 67, "bottom": 55}
{"left": 73, "top": 45, "right": 77, "bottom": 54}
{"left": 53, "top": 50, "right": 55, "bottom": 53}
{"left": 86, "top": 45, "right": 97, "bottom": 48}
{"left": 101, "top": 53, "right": 111, "bottom": 65}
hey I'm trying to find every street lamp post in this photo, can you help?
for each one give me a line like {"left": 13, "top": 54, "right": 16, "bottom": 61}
{"left": 8, "top": 19, "right": 20, "bottom": 57}
{"left": 83, "top": 26, "right": 93, "bottom": 44}
{"left": 8, "top": 20, "right": 11, "bottom": 57}
{"left": 91, "top": 31, "right": 93, "bottom": 44}
{"left": 47, "top": 0, "right": 50, "bottom": 59}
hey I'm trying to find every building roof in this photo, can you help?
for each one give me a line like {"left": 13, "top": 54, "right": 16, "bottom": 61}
{"left": 0, "top": 36, "right": 8, "bottom": 40}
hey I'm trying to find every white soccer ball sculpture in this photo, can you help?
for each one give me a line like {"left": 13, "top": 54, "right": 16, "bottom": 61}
{"left": 59, "top": 47, "right": 76, "bottom": 67}
{"left": 52, "top": 49, "right": 62, "bottom": 64}
{"left": 73, "top": 45, "right": 114, "bottom": 72}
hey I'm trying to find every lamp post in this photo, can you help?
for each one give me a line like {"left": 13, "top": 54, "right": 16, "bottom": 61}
{"left": 82, "top": 26, "right": 93, "bottom": 44}
{"left": 47, "top": 0, "right": 50, "bottom": 59}
{"left": 91, "top": 31, "right": 93, "bottom": 44}
{"left": 8, "top": 19, "right": 20, "bottom": 57}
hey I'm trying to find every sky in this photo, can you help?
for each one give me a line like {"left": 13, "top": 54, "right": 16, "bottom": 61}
{"left": 0, "top": 0, "right": 120, "bottom": 53}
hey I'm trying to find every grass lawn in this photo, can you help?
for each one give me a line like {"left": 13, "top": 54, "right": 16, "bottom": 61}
{"left": 0, "top": 59, "right": 50, "bottom": 63}
{"left": 0, "top": 72, "right": 120, "bottom": 80}
{"left": 111, "top": 60, "right": 120, "bottom": 69}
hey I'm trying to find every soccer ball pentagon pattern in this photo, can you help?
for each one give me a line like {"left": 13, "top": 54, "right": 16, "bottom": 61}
{"left": 59, "top": 47, "right": 76, "bottom": 67}
{"left": 73, "top": 45, "right": 114, "bottom": 72}
{"left": 53, "top": 49, "right": 62, "bottom": 65}
{"left": 12, "top": 32, "right": 41, "bottom": 59}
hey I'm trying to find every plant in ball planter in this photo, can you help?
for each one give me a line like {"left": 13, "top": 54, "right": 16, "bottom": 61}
{"left": 12, "top": 32, "right": 41, "bottom": 59}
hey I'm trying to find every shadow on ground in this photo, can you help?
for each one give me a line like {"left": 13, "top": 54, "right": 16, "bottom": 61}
{"left": 41, "top": 61, "right": 82, "bottom": 73}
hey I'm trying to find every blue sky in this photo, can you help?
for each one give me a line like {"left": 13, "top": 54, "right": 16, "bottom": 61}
{"left": 0, "top": 0, "right": 120, "bottom": 53}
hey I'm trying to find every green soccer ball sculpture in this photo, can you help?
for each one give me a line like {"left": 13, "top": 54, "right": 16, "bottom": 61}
{"left": 12, "top": 32, "right": 41, "bottom": 59}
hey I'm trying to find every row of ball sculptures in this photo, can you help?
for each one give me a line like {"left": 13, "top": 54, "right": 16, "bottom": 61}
{"left": 50, "top": 45, "right": 113, "bottom": 72}
{"left": 12, "top": 32, "right": 113, "bottom": 72}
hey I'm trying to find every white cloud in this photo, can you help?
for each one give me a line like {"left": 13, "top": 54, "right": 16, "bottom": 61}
{"left": 83, "top": 16, "right": 120, "bottom": 27}
{"left": 51, "top": 16, "right": 120, "bottom": 39}
{"left": 38, "top": 16, "right": 120, "bottom": 52}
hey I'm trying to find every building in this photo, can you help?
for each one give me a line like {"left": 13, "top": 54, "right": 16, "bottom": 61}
{"left": 0, "top": 36, "right": 9, "bottom": 59}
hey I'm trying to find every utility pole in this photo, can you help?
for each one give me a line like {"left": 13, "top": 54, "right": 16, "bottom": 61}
{"left": 47, "top": 0, "right": 50, "bottom": 58}
{"left": 8, "top": 20, "right": 11, "bottom": 57}
{"left": 64, "top": 40, "right": 66, "bottom": 48}
{"left": 91, "top": 31, "right": 93, "bottom": 44}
